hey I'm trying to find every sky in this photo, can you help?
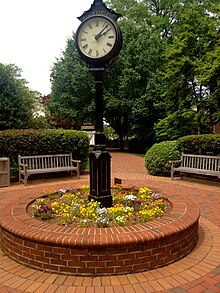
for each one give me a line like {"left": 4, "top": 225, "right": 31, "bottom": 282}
{"left": 0, "top": 0, "right": 91, "bottom": 95}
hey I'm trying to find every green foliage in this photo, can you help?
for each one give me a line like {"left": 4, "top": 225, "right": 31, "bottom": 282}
{"left": 145, "top": 141, "right": 180, "bottom": 176}
{"left": 30, "top": 116, "right": 55, "bottom": 130}
{"left": 104, "top": 125, "right": 118, "bottom": 140}
{"left": 0, "top": 129, "right": 89, "bottom": 176}
{"left": 49, "top": 36, "right": 95, "bottom": 129}
{"left": 163, "top": 1, "right": 220, "bottom": 133}
{"left": 0, "top": 63, "right": 36, "bottom": 130}
{"left": 104, "top": 18, "right": 166, "bottom": 149}
{"left": 48, "top": 0, "right": 220, "bottom": 151}
{"left": 145, "top": 134, "right": 220, "bottom": 177}
{"left": 155, "top": 111, "right": 210, "bottom": 142}
{"left": 176, "top": 134, "right": 220, "bottom": 155}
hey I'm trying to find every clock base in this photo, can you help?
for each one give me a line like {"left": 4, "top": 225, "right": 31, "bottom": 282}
{"left": 89, "top": 150, "right": 113, "bottom": 208}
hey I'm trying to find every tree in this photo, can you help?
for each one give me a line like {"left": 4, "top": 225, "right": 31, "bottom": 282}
{"left": 108, "top": 0, "right": 220, "bottom": 144}
{"left": 198, "top": 26, "right": 220, "bottom": 131}
{"left": 49, "top": 35, "right": 95, "bottom": 129}
{"left": 50, "top": 20, "right": 165, "bottom": 149}
{"left": 0, "top": 63, "right": 36, "bottom": 130}
{"left": 103, "top": 11, "right": 168, "bottom": 149}
{"left": 163, "top": 1, "right": 220, "bottom": 135}
{"left": 49, "top": 0, "right": 220, "bottom": 150}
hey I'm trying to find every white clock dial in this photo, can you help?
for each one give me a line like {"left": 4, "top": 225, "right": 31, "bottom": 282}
{"left": 77, "top": 16, "right": 117, "bottom": 59}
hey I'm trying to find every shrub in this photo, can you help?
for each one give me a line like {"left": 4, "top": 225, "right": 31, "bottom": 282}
{"left": 0, "top": 129, "right": 89, "bottom": 176}
{"left": 176, "top": 134, "right": 220, "bottom": 155}
{"left": 145, "top": 134, "right": 220, "bottom": 177}
{"left": 145, "top": 141, "right": 180, "bottom": 176}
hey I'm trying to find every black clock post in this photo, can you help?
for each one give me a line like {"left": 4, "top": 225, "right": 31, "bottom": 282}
{"left": 89, "top": 68, "right": 112, "bottom": 207}
{"left": 76, "top": 0, "right": 122, "bottom": 208}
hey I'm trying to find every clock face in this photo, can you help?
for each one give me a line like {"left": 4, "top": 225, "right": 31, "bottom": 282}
{"left": 76, "top": 16, "right": 117, "bottom": 60}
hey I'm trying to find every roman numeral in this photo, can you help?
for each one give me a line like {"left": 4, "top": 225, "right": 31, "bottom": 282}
{"left": 95, "top": 20, "right": 99, "bottom": 27}
{"left": 108, "top": 36, "right": 114, "bottom": 39}
{"left": 107, "top": 42, "right": 113, "bottom": 47}
{"left": 88, "top": 23, "right": 92, "bottom": 29}
{"left": 83, "top": 44, "right": 88, "bottom": 50}
{"left": 88, "top": 49, "right": 92, "bottom": 55}
{"left": 81, "top": 38, "right": 87, "bottom": 42}
{"left": 96, "top": 50, "right": 99, "bottom": 57}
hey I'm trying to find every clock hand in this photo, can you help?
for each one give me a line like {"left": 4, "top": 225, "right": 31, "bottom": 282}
{"left": 98, "top": 28, "right": 112, "bottom": 38}
{"left": 95, "top": 25, "right": 109, "bottom": 40}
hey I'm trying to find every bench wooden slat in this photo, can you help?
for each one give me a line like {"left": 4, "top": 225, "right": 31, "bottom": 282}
{"left": 169, "top": 153, "right": 220, "bottom": 180}
{"left": 18, "top": 153, "right": 81, "bottom": 185}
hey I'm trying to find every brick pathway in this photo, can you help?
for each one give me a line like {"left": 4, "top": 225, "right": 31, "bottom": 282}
{"left": 0, "top": 152, "right": 219, "bottom": 292}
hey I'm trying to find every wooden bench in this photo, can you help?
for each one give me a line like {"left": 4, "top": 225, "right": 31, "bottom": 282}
{"left": 18, "top": 153, "right": 81, "bottom": 185}
{"left": 169, "top": 153, "right": 220, "bottom": 180}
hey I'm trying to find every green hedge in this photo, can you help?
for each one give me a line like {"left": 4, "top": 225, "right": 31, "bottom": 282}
{"left": 145, "top": 141, "right": 180, "bottom": 176}
{"left": 145, "top": 134, "right": 220, "bottom": 177}
{"left": 0, "top": 129, "right": 89, "bottom": 176}
{"left": 176, "top": 134, "right": 220, "bottom": 155}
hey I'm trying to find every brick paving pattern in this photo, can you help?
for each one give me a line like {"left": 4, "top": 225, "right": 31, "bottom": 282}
{"left": 0, "top": 152, "right": 219, "bottom": 292}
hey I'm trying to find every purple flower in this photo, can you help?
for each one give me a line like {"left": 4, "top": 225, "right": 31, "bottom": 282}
{"left": 68, "top": 188, "right": 77, "bottom": 194}
{"left": 39, "top": 206, "right": 52, "bottom": 214}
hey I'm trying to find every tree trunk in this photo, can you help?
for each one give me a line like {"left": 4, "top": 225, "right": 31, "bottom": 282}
{"left": 119, "top": 133, "right": 124, "bottom": 151}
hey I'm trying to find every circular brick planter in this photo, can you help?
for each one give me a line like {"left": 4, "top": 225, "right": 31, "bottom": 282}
{"left": 0, "top": 192, "right": 200, "bottom": 276}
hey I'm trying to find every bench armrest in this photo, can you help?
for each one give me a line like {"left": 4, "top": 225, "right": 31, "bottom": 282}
{"left": 19, "top": 163, "right": 28, "bottom": 172}
{"left": 19, "top": 163, "right": 28, "bottom": 167}
{"left": 169, "top": 160, "right": 182, "bottom": 164}
{"left": 169, "top": 159, "right": 182, "bottom": 180}
{"left": 72, "top": 160, "right": 81, "bottom": 164}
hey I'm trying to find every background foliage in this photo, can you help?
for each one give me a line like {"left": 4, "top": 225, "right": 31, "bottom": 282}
{"left": 176, "top": 134, "right": 220, "bottom": 155}
{"left": 145, "top": 134, "right": 220, "bottom": 176}
{"left": 0, "top": 64, "right": 37, "bottom": 130}
{"left": 0, "top": 0, "right": 219, "bottom": 154}
{"left": 47, "top": 0, "right": 220, "bottom": 151}
{"left": 0, "top": 130, "right": 89, "bottom": 175}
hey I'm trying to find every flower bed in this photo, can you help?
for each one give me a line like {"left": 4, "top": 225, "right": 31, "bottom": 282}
{"left": 1, "top": 186, "right": 200, "bottom": 275}
{"left": 29, "top": 185, "right": 171, "bottom": 228}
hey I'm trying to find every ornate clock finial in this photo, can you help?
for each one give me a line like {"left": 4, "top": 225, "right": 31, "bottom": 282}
{"left": 78, "top": 0, "right": 122, "bottom": 22}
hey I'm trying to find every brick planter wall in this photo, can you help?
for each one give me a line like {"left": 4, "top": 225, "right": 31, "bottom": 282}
{"left": 0, "top": 193, "right": 200, "bottom": 276}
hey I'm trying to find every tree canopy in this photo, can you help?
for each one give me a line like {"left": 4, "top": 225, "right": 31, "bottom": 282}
{"left": 48, "top": 0, "right": 220, "bottom": 150}
{"left": 48, "top": 37, "right": 95, "bottom": 129}
{"left": 0, "top": 63, "right": 36, "bottom": 130}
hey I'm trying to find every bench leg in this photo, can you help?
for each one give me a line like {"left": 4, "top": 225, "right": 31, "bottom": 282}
{"left": 170, "top": 163, "right": 174, "bottom": 180}
{"left": 24, "top": 172, "right": 28, "bottom": 185}
{"left": 171, "top": 169, "right": 174, "bottom": 180}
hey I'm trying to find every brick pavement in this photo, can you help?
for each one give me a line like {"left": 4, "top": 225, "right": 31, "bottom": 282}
{"left": 0, "top": 152, "right": 219, "bottom": 292}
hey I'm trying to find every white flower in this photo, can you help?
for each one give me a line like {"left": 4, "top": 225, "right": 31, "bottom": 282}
{"left": 58, "top": 189, "right": 66, "bottom": 194}
{"left": 97, "top": 207, "right": 107, "bottom": 214}
{"left": 125, "top": 194, "right": 137, "bottom": 201}
{"left": 151, "top": 193, "right": 162, "bottom": 200}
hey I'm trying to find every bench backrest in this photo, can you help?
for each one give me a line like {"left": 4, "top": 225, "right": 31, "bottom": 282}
{"left": 181, "top": 154, "right": 220, "bottom": 171}
{"left": 18, "top": 154, "right": 73, "bottom": 170}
